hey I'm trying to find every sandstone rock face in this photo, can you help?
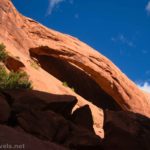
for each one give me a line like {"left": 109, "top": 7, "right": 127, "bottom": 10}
{"left": 0, "top": 0, "right": 104, "bottom": 138}
{"left": 0, "top": 0, "right": 150, "bottom": 149}
{"left": 0, "top": 0, "right": 149, "bottom": 118}
{"left": 5, "top": 56, "right": 25, "bottom": 71}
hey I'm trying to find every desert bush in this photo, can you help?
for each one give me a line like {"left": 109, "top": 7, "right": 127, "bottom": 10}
{"left": 28, "top": 58, "right": 40, "bottom": 70}
{"left": 0, "top": 43, "right": 8, "bottom": 61}
{"left": 62, "top": 81, "right": 75, "bottom": 92}
{"left": 30, "top": 60, "right": 40, "bottom": 70}
{"left": 0, "top": 65, "right": 31, "bottom": 90}
{"left": 62, "top": 81, "right": 69, "bottom": 87}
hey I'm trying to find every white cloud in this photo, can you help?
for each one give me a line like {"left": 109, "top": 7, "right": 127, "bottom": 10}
{"left": 69, "top": 0, "right": 74, "bottom": 4}
{"left": 74, "top": 13, "right": 79, "bottom": 19}
{"left": 142, "top": 50, "right": 148, "bottom": 54}
{"left": 137, "top": 82, "right": 150, "bottom": 93}
{"left": 47, "top": 0, "right": 65, "bottom": 15}
{"left": 111, "top": 34, "right": 135, "bottom": 47}
{"left": 146, "top": 1, "right": 150, "bottom": 15}
{"left": 146, "top": 70, "right": 150, "bottom": 75}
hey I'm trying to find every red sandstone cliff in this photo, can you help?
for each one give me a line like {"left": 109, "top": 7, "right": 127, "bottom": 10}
{"left": 0, "top": 0, "right": 150, "bottom": 149}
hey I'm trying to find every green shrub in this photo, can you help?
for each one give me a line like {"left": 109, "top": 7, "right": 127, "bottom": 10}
{"left": 0, "top": 43, "right": 8, "bottom": 61}
{"left": 62, "top": 81, "right": 69, "bottom": 87}
{"left": 30, "top": 60, "right": 40, "bottom": 70}
{"left": 71, "top": 87, "right": 75, "bottom": 92}
{"left": 28, "top": 58, "right": 40, "bottom": 70}
{"left": 62, "top": 81, "right": 75, "bottom": 92}
{"left": 0, "top": 65, "right": 31, "bottom": 90}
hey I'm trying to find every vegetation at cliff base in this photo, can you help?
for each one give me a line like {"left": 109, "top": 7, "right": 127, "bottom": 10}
{"left": 62, "top": 81, "right": 69, "bottom": 87}
{"left": 0, "top": 43, "right": 8, "bottom": 61}
{"left": 0, "top": 65, "right": 32, "bottom": 90}
{"left": 62, "top": 81, "right": 75, "bottom": 92}
{"left": 29, "top": 59, "right": 41, "bottom": 70}
{"left": 0, "top": 43, "right": 31, "bottom": 90}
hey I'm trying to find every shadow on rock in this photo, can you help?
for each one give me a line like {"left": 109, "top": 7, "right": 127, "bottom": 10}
{"left": 0, "top": 89, "right": 102, "bottom": 150}
{"left": 102, "top": 110, "right": 150, "bottom": 150}
{"left": 29, "top": 50, "right": 121, "bottom": 111}
{"left": 71, "top": 105, "right": 94, "bottom": 133}
{"left": 2, "top": 89, "right": 77, "bottom": 118}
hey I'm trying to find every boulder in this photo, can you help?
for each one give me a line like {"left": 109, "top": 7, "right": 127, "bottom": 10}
{"left": 3, "top": 89, "right": 77, "bottom": 118}
{"left": 0, "top": 125, "right": 68, "bottom": 150}
{"left": 17, "top": 109, "right": 102, "bottom": 149}
{"left": 71, "top": 105, "right": 94, "bottom": 132}
{"left": 102, "top": 110, "right": 150, "bottom": 150}
{"left": 0, "top": 93, "right": 10, "bottom": 123}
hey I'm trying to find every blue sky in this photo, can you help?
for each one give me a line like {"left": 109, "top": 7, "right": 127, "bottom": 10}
{"left": 12, "top": 0, "right": 150, "bottom": 92}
